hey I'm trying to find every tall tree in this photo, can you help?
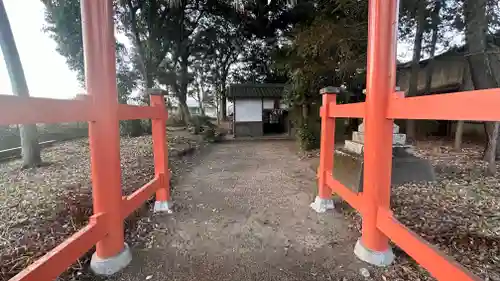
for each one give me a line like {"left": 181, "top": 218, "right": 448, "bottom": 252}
{"left": 424, "top": 0, "right": 443, "bottom": 94}
{"left": 464, "top": 0, "right": 499, "bottom": 175}
{"left": 197, "top": 14, "right": 243, "bottom": 120}
{"left": 155, "top": 0, "right": 211, "bottom": 124}
{"left": 0, "top": 0, "right": 42, "bottom": 168}
{"left": 42, "top": 0, "right": 145, "bottom": 135}
{"left": 274, "top": 0, "right": 368, "bottom": 149}
{"left": 117, "top": 0, "right": 172, "bottom": 93}
{"left": 406, "top": 0, "right": 428, "bottom": 140}
{"left": 190, "top": 60, "right": 209, "bottom": 116}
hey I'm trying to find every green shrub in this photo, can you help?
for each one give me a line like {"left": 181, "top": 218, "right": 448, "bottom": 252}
{"left": 297, "top": 122, "right": 320, "bottom": 151}
{"left": 142, "top": 119, "right": 152, "bottom": 134}
{"left": 202, "top": 127, "right": 216, "bottom": 142}
{"left": 189, "top": 115, "right": 216, "bottom": 135}
{"left": 191, "top": 115, "right": 215, "bottom": 128}
{"left": 166, "top": 114, "right": 186, "bottom": 127}
{"left": 120, "top": 120, "right": 144, "bottom": 137}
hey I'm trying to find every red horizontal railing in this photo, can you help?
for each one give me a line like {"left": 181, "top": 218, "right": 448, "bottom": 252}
{"left": 117, "top": 104, "right": 167, "bottom": 120}
{"left": 376, "top": 209, "right": 481, "bottom": 281}
{"left": 0, "top": 96, "right": 169, "bottom": 126}
{"left": 328, "top": 102, "right": 366, "bottom": 118}
{"left": 325, "top": 173, "right": 363, "bottom": 211}
{"left": 387, "top": 89, "right": 500, "bottom": 121}
{"left": 121, "top": 176, "right": 161, "bottom": 219}
{"left": 0, "top": 95, "right": 94, "bottom": 125}
{"left": 10, "top": 213, "right": 108, "bottom": 281}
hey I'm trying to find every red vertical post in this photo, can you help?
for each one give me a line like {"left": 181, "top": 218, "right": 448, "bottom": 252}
{"left": 354, "top": 0, "right": 396, "bottom": 266}
{"left": 81, "top": 0, "right": 131, "bottom": 274}
{"left": 311, "top": 87, "right": 339, "bottom": 213}
{"left": 149, "top": 90, "right": 173, "bottom": 213}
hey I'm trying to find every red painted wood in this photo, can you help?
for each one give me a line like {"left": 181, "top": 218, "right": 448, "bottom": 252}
{"left": 10, "top": 214, "right": 107, "bottom": 281}
{"left": 325, "top": 173, "right": 363, "bottom": 211}
{"left": 387, "top": 89, "right": 500, "bottom": 121}
{"left": 117, "top": 104, "right": 165, "bottom": 120}
{"left": 81, "top": 0, "right": 124, "bottom": 258}
{"left": 318, "top": 93, "right": 337, "bottom": 199}
{"left": 328, "top": 102, "right": 365, "bottom": 118}
{"left": 377, "top": 208, "right": 480, "bottom": 281}
{"left": 360, "top": 0, "right": 394, "bottom": 252}
{"left": 150, "top": 93, "right": 170, "bottom": 202}
{"left": 121, "top": 177, "right": 160, "bottom": 219}
{"left": 0, "top": 95, "right": 93, "bottom": 125}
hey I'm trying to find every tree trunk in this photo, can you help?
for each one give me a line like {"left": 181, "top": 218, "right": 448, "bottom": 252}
{"left": 484, "top": 122, "right": 499, "bottom": 175}
{"left": 424, "top": 0, "right": 442, "bottom": 94}
{"left": 178, "top": 99, "right": 191, "bottom": 125}
{"left": 215, "top": 91, "right": 221, "bottom": 125}
{"left": 455, "top": 62, "right": 474, "bottom": 151}
{"left": 406, "top": 1, "right": 426, "bottom": 141}
{"left": 496, "top": 130, "right": 500, "bottom": 160}
{"left": 179, "top": 56, "right": 192, "bottom": 124}
{"left": 464, "top": 0, "right": 498, "bottom": 174}
{"left": 198, "top": 100, "right": 205, "bottom": 116}
{"left": 454, "top": 120, "right": 464, "bottom": 151}
{"left": 218, "top": 55, "right": 234, "bottom": 121}
{"left": 301, "top": 103, "right": 309, "bottom": 126}
{"left": 194, "top": 77, "right": 205, "bottom": 116}
{"left": 0, "top": 0, "right": 42, "bottom": 168}
{"left": 177, "top": 95, "right": 191, "bottom": 126}
{"left": 221, "top": 88, "right": 227, "bottom": 121}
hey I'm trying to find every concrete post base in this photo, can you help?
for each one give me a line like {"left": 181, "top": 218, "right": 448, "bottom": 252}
{"left": 354, "top": 238, "right": 394, "bottom": 266}
{"left": 310, "top": 196, "right": 335, "bottom": 213}
{"left": 153, "top": 200, "right": 173, "bottom": 213}
{"left": 90, "top": 243, "right": 132, "bottom": 276}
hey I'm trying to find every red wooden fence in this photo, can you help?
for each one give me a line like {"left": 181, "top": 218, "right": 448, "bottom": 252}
{"left": 316, "top": 1, "right": 488, "bottom": 280}
{"left": 1, "top": 0, "right": 494, "bottom": 280}
{"left": 3, "top": 1, "right": 171, "bottom": 280}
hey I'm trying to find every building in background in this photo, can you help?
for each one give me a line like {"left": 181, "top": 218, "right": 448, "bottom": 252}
{"left": 396, "top": 45, "right": 500, "bottom": 139}
{"left": 227, "top": 84, "right": 290, "bottom": 137}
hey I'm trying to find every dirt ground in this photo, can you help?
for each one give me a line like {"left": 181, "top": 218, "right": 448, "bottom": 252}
{"left": 301, "top": 140, "right": 500, "bottom": 280}
{"left": 6, "top": 135, "right": 495, "bottom": 280}
{"left": 0, "top": 129, "right": 203, "bottom": 281}
{"left": 110, "top": 141, "right": 372, "bottom": 281}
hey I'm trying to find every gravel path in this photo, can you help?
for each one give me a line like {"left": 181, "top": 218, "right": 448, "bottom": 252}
{"left": 112, "top": 141, "right": 370, "bottom": 281}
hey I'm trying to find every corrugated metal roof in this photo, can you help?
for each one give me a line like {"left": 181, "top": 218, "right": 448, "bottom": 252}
{"left": 228, "top": 84, "right": 285, "bottom": 99}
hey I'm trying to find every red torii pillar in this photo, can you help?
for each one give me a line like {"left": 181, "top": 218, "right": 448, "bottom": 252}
{"left": 81, "top": 0, "right": 173, "bottom": 275}
{"left": 352, "top": 0, "right": 397, "bottom": 266}
{"left": 312, "top": 0, "right": 399, "bottom": 266}
{"left": 80, "top": 0, "right": 132, "bottom": 274}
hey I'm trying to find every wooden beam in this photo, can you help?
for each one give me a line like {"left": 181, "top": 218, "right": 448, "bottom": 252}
{"left": 387, "top": 89, "right": 500, "bottom": 121}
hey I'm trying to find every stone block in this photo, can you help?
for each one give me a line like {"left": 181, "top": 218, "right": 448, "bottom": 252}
{"left": 358, "top": 123, "right": 400, "bottom": 134}
{"left": 393, "top": 123, "right": 400, "bottom": 134}
{"left": 351, "top": 131, "right": 364, "bottom": 143}
{"left": 393, "top": 133, "right": 406, "bottom": 145}
{"left": 352, "top": 132, "right": 406, "bottom": 145}
{"left": 358, "top": 123, "right": 364, "bottom": 133}
{"left": 344, "top": 140, "right": 364, "bottom": 155}
{"left": 333, "top": 148, "right": 435, "bottom": 193}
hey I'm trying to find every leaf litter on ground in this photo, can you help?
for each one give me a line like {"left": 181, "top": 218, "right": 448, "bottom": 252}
{"left": 0, "top": 131, "right": 203, "bottom": 281}
{"left": 341, "top": 141, "right": 500, "bottom": 281}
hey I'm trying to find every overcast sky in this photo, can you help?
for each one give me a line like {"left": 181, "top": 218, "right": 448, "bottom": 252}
{"left": 0, "top": 0, "right": 83, "bottom": 99}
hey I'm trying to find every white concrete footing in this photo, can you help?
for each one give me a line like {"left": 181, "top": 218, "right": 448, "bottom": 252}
{"left": 153, "top": 200, "right": 173, "bottom": 213}
{"left": 310, "top": 196, "right": 335, "bottom": 213}
{"left": 90, "top": 243, "right": 132, "bottom": 275}
{"left": 354, "top": 238, "right": 394, "bottom": 266}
